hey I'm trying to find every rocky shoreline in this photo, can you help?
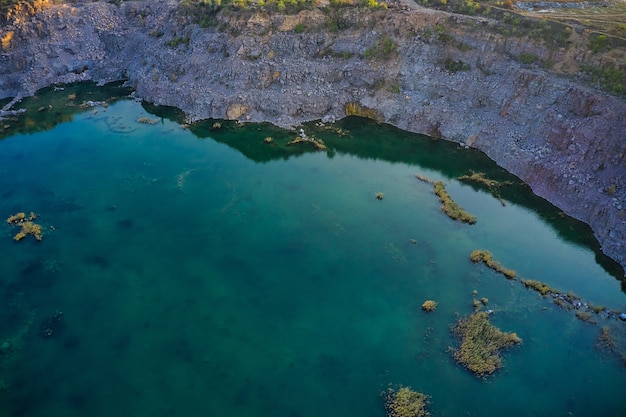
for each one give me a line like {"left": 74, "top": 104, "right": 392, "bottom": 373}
{"left": 1, "top": 0, "right": 625, "bottom": 273}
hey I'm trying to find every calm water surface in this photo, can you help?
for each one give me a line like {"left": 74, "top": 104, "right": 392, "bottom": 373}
{"left": 0, "top": 85, "right": 625, "bottom": 417}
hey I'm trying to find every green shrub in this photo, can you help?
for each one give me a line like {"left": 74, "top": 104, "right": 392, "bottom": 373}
{"left": 444, "top": 58, "right": 470, "bottom": 72}
{"left": 607, "top": 184, "right": 617, "bottom": 195}
{"left": 517, "top": 52, "right": 539, "bottom": 65}
{"left": 589, "top": 34, "right": 610, "bottom": 53}
{"left": 386, "top": 79, "right": 401, "bottom": 94}
{"left": 167, "top": 36, "right": 190, "bottom": 48}
{"left": 360, "top": 0, "right": 387, "bottom": 8}
{"left": 434, "top": 24, "right": 455, "bottom": 43}
{"left": 364, "top": 35, "right": 397, "bottom": 60}
{"left": 584, "top": 65, "right": 626, "bottom": 95}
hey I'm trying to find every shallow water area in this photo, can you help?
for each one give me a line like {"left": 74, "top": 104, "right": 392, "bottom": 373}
{"left": 1, "top": 87, "right": 625, "bottom": 417}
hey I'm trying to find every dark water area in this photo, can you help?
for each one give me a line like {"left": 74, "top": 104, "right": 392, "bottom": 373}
{"left": 0, "top": 85, "right": 625, "bottom": 417}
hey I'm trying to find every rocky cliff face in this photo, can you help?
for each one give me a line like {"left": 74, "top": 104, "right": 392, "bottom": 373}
{"left": 1, "top": 0, "right": 625, "bottom": 272}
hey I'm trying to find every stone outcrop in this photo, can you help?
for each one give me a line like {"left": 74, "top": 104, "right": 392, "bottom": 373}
{"left": 1, "top": 0, "right": 624, "bottom": 272}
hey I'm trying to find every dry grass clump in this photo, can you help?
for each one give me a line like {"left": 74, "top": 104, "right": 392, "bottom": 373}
{"left": 415, "top": 174, "right": 434, "bottom": 184}
{"left": 458, "top": 171, "right": 497, "bottom": 188}
{"left": 287, "top": 136, "right": 327, "bottom": 150}
{"left": 521, "top": 279, "right": 554, "bottom": 296}
{"left": 6, "top": 211, "right": 43, "bottom": 241}
{"left": 597, "top": 326, "right": 616, "bottom": 350}
{"left": 458, "top": 171, "right": 514, "bottom": 189}
{"left": 137, "top": 117, "right": 159, "bottom": 125}
{"left": 13, "top": 221, "right": 43, "bottom": 241}
{"left": 589, "top": 304, "right": 606, "bottom": 314}
{"left": 469, "top": 250, "right": 517, "bottom": 279}
{"left": 457, "top": 171, "right": 513, "bottom": 206}
{"left": 382, "top": 386, "right": 430, "bottom": 417}
{"left": 452, "top": 311, "right": 522, "bottom": 377}
{"left": 6, "top": 212, "right": 26, "bottom": 224}
{"left": 416, "top": 174, "right": 477, "bottom": 223}
{"left": 575, "top": 311, "right": 597, "bottom": 324}
{"left": 433, "top": 181, "right": 477, "bottom": 224}
{"left": 421, "top": 300, "right": 437, "bottom": 312}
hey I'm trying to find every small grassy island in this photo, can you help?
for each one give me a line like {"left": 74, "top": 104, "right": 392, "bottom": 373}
{"left": 452, "top": 311, "right": 522, "bottom": 377}
{"left": 416, "top": 174, "right": 477, "bottom": 224}
{"left": 6, "top": 211, "right": 43, "bottom": 241}
{"left": 382, "top": 386, "right": 430, "bottom": 417}
{"left": 457, "top": 171, "right": 514, "bottom": 206}
{"left": 469, "top": 249, "right": 517, "bottom": 279}
{"left": 421, "top": 300, "right": 437, "bottom": 312}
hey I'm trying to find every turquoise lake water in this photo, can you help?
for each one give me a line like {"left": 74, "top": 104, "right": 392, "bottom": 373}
{"left": 1, "top": 84, "right": 625, "bottom": 417}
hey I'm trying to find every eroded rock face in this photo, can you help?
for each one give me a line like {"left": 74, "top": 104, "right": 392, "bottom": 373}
{"left": 1, "top": 0, "right": 624, "bottom": 272}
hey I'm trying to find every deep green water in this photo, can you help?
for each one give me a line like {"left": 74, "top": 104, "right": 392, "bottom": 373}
{"left": 1, "top": 85, "right": 625, "bottom": 417}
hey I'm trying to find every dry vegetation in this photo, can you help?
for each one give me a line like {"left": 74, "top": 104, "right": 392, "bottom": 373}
{"left": 6, "top": 211, "right": 43, "bottom": 241}
{"left": 433, "top": 181, "right": 477, "bottom": 224}
{"left": 469, "top": 249, "right": 517, "bottom": 279}
{"left": 452, "top": 311, "right": 522, "bottom": 376}
{"left": 421, "top": 300, "right": 437, "bottom": 312}
{"left": 382, "top": 386, "right": 430, "bottom": 417}
{"left": 457, "top": 171, "right": 513, "bottom": 205}
{"left": 515, "top": 0, "right": 626, "bottom": 40}
{"left": 521, "top": 278, "right": 554, "bottom": 295}
{"left": 415, "top": 174, "right": 477, "bottom": 224}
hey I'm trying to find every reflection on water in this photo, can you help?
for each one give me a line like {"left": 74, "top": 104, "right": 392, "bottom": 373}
{"left": 0, "top": 85, "right": 625, "bottom": 417}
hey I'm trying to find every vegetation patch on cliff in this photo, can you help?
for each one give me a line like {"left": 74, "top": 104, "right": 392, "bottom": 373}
{"left": 344, "top": 102, "right": 383, "bottom": 121}
{"left": 364, "top": 34, "right": 397, "bottom": 59}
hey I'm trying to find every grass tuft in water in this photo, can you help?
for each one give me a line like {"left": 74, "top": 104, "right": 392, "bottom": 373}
{"left": 469, "top": 250, "right": 516, "bottom": 279}
{"left": 6, "top": 212, "right": 43, "bottom": 241}
{"left": 452, "top": 311, "right": 522, "bottom": 377}
{"left": 382, "top": 386, "right": 430, "bottom": 417}
{"left": 415, "top": 175, "right": 476, "bottom": 223}
{"left": 521, "top": 279, "right": 554, "bottom": 295}
{"left": 457, "top": 171, "right": 513, "bottom": 206}
{"left": 433, "top": 181, "right": 477, "bottom": 224}
{"left": 421, "top": 300, "right": 437, "bottom": 312}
